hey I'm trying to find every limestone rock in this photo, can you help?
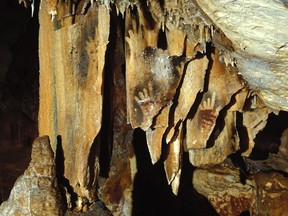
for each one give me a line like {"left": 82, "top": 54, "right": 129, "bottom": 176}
{"left": 255, "top": 172, "right": 288, "bottom": 216}
{"left": 38, "top": 2, "right": 109, "bottom": 201}
{"left": 188, "top": 111, "right": 239, "bottom": 167}
{"left": 98, "top": 20, "right": 136, "bottom": 215}
{"left": 193, "top": 163, "right": 288, "bottom": 215}
{"left": 64, "top": 201, "right": 112, "bottom": 216}
{"left": 164, "top": 124, "right": 183, "bottom": 195}
{"left": 245, "top": 152, "right": 288, "bottom": 174}
{"left": 193, "top": 162, "right": 257, "bottom": 215}
{"left": 0, "top": 136, "right": 64, "bottom": 216}
{"left": 166, "top": 56, "right": 208, "bottom": 144}
{"left": 195, "top": 0, "right": 288, "bottom": 111}
{"left": 186, "top": 51, "right": 243, "bottom": 150}
{"left": 146, "top": 104, "right": 170, "bottom": 164}
{"left": 125, "top": 8, "right": 184, "bottom": 131}
{"left": 241, "top": 107, "right": 270, "bottom": 157}
{"left": 33, "top": 0, "right": 288, "bottom": 214}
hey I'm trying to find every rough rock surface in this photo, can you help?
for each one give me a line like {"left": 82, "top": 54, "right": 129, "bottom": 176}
{"left": 193, "top": 160, "right": 288, "bottom": 216}
{"left": 195, "top": 0, "right": 288, "bottom": 111}
{"left": 0, "top": 136, "right": 64, "bottom": 216}
{"left": 255, "top": 172, "right": 288, "bottom": 216}
{"left": 193, "top": 161, "right": 257, "bottom": 215}
{"left": 64, "top": 201, "right": 112, "bottom": 216}
{"left": 38, "top": 1, "right": 110, "bottom": 202}
{"left": 33, "top": 0, "right": 288, "bottom": 215}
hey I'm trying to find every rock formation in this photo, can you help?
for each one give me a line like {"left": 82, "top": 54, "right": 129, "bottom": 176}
{"left": 0, "top": 136, "right": 64, "bottom": 216}
{"left": 1, "top": 0, "right": 288, "bottom": 215}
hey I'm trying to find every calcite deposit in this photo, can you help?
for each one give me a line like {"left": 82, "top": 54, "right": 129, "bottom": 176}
{"left": 193, "top": 162, "right": 257, "bottom": 215}
{"left": 0, "top": 136, "right": 64, "bottom": 216}
{"left": 1, "top": 0, "right": 287, "bottom": 215}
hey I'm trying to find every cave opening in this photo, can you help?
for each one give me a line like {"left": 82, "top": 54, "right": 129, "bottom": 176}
{"left": 251, "top": 111, "right": 288, "bottom": 160}
{"left": 0, "top": 0, "right": 39, "bottom": 201}
{"left": 132, "top": 128, "right": 217, "bottom": 216}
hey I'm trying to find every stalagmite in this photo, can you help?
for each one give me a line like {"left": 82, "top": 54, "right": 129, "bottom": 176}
{"left": 0, "top": 136, "right": 64, "bottom": 216}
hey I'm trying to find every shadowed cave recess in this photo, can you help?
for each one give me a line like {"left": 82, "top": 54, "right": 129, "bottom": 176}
{"left": 1, "top": 1, "right": 288, "bottom": 216}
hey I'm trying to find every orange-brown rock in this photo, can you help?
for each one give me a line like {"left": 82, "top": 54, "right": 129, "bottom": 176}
{"left": 125, "top": 8, "right": 184, "bottom": 131}
{"left": 255, "top": 172, "right": 288, "bottom": 216}
{"left": 30, "top": 0, "right": 288, "bottom": 215}
{"left": 241, "top": 107, "right": 270, "bottom": 157}
{"left": 193, "top": 162, "right": 257, "bottom": 216}
{"left": 98, "top": 20, "right": 136, "bottom": 215}
{"left": 38, "top": 1, "right": 109, "bottom": 204}
{"left": 188, "top": 111, "right": 239, "bottom": 167}
{"left": 186, "top": 50, "right": 243, "bottom": 150}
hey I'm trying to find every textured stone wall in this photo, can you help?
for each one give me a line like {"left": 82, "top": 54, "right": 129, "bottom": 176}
{"left": 1, "top": 0, "right": 288, "bottom": 215}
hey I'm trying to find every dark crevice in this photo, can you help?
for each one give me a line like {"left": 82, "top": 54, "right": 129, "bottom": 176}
{"left": 132, "top": 128, "right": 218, "bottom": 216}
{"left": 157, "top": 29, "right": 167, "bottom": 50}
{"left": 229, "top": 152, "right": 249, "bottom": 184}
{"left": 98, "top": 7, "right": 120, "bottom": 178}
{"left": 240, "top": 210, "right": 250, "bottom": 216}
{"left": 250, "top": 111, "right": 288, "bottom": 160}
{"left": 236, "top": 112, "right": 250, "bottom": 154}
{"left": 0, "top": 0, "right": 39, "bottom": 200}
{"left": 55, "top": 135, "right": 77, "bottom": 211}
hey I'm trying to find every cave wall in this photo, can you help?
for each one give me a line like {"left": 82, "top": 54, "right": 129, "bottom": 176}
{"left": 1, "top": 0, "right": 288, "bottom": 215}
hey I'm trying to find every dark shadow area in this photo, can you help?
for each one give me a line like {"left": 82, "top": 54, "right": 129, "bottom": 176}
{"left": 250, "top": 111, "right": 288, "bottom": 160}
{"left": 132, "top": 128, "right": 217, "bottom": 216}
{"left": 240, "top": 210, "right": 250, "bottom": 216}
{"left": 0, "top": 0, "right": 39, "bottom": 201}
{"left": 236, "top": 111, "right": 250, "bottom": 154}
{"left": 229, "top": 152, "right": 250, "bottom": 184}
{"left": 98, "top": 6, "right": 121, "bottom": 178}
{"left": 157, "top": 29, "right": 167, "bottom": 50}
{"left": 55, "top": 135, "right": 77, "bottom": 210}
